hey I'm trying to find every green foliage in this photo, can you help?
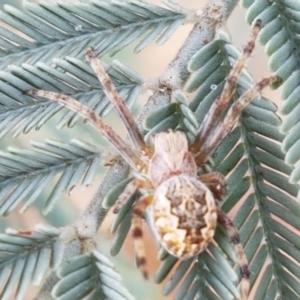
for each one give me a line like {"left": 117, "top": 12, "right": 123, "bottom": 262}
{"left": 242, "top": 0, "right": 300, "bottom": 183}
{"left": 53, "top": 251, "right": 134, "bottom": 300}
{"left": 0, "top": 0, "right": 185, "bottom": 69}
{"left": 0, "top": 225, "right": 62, "bottom": 300}
{"left": 0, "top": 139, "right": 101, "bottom": 215}
{"left": 0, "top": 0, "right": 300, "bottom": 299}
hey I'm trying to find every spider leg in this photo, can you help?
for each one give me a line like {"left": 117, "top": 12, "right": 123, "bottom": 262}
{"left": 195, "top": 75, "right": 280, "bottom": 164}
{"left": 216, "top": 206, "right": 250, "bottom": 300}
{"left": 199, "top": 172, "right": 227, "bottom": 201}
{"left": 131, "top": 194, "right": 154, "bottom": 279}
{"left": 113, "top": 178, "right": 153, "bottom": 214}
{"left": 26, "top": 90, "right": 143, "bottom": 171}
{"left": 190, "top": 20, "right": 261, "bottom": 154}
{"left": 85, "top": 48, "right": 149, "bottom": 155}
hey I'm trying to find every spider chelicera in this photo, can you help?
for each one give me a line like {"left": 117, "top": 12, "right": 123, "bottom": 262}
{"left": 27, "top": 19, "right": 279, "bottom": 300}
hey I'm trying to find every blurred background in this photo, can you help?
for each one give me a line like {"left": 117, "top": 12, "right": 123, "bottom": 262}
{"left": 0, "top": 0, "right": 280, "bottom": 299}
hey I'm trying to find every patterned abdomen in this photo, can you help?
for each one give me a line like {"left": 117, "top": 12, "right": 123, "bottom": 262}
{"left": 152, "top": 176, "right": 217, "bottom": 258}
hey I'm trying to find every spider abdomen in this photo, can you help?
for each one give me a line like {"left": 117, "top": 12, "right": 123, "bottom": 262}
{"left": 152, "top": 176, "right": 217, "bottom": 258}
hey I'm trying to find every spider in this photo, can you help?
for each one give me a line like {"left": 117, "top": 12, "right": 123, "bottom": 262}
{"left": 27, "top": 19, "right": 279, "bottom": 300}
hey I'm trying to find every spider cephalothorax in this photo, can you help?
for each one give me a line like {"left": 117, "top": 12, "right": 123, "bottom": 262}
{"left": 27, "top": 19, "right": 280, "bottom": 300}
{"left": 148, "top": 130, "right": 197, "bottom": 186}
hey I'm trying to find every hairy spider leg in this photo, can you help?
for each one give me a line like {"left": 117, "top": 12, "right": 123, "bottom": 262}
{"left": 216, "top": 206, "right": 250, "bottom": 300}
{"left": 198, "top": 172, "right": 227, "bottom": 200}
{"left": 195, "top": 75, "right": 280, "bottom": 164}
{"left": 200, "top": 170, "right": 250, "bottom": 298}
{"left": 113, "top": 178, "right": 153, "bottom": 213}
{"left": 191, "top": 19, "right": 262, "bottom": 154}
{"left": 131, "top": 194, "right": 154, "bottom": 279}
{"left": 26, "top": 90, "right": 143, "bottom": 171}
{"left": 85, "top": 48, "right": 149, "bottom": 155}
{"left": 113, "top": 179, "right": 154, "bottom": 278}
